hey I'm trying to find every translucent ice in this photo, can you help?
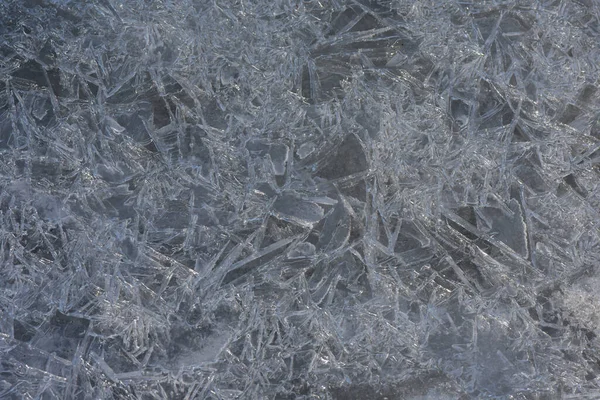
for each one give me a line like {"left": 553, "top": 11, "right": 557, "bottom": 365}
{"left": 2, "top": 0, "right": 600, "bottom": 398}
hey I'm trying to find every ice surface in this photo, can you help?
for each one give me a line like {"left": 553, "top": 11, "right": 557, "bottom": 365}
{"left": 2, "top": 0, "right": 600, "bottom": 398}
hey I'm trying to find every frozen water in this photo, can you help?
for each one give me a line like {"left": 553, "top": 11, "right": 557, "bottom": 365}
{"left": 2, "top": 0, "right": 600, "bottom": 398}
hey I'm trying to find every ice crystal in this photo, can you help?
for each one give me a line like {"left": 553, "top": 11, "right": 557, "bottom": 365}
{"left": 1, "top": 0, "right": 600, "bottom": 398}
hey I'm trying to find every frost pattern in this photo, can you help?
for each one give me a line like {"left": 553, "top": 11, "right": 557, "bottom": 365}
{"left": 1, "top": 0, "right": 600, "bottom": 398}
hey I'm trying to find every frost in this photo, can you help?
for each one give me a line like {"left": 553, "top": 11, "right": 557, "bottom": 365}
{"left": 2, "top": 0, "right": 600, "bottom": 398}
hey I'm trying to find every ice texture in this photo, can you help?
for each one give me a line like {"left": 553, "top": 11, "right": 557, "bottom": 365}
{"left": 1, "top": 0, "right": 600, "bottom": 398}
